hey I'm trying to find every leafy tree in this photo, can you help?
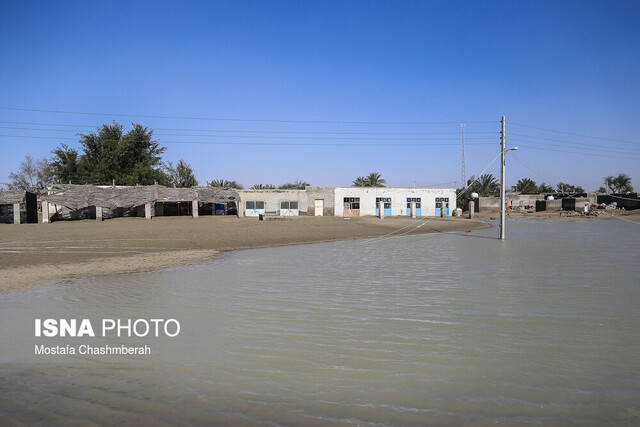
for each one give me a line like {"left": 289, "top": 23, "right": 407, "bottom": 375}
{"left": 604, "top": 174, "right": 633, "bottom": 194}
{"left": 51, "top": 122, "right": 168, "bottom": 185}
{"left": 513, "top": 178, "right": 538, "bottom": 194}
{"left": 597, "top": 186, "right": 607, "bottom": 193}
{"left": 8, "top": 155, "right": 53, "bottom": 191}
{"left": 279, "top": 179, "right": 310, "bottom": 189}
{"left": 165, "top": 160, "right": 198, "bottom": 188}
{"left": 556, "top": 182, "right": 585, "bottom": 194}
{"left": 538, "top": 182, "right": 554, "bottom": 193}
{"left": 50, "top": 144, "right": 79, "bottom": 184}
{"left": 250, "top": 184, "right": 276, "bottom": 189}
{"left": 352, "top": 172, "right": 386, "bottom": 187}
{"left": 208, "top": 179, "right": 244, "bottom": 189}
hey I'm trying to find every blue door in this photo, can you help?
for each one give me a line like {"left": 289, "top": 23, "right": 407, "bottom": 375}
{"left": 435, "top": 197, "right": 450, "bottom": 216}
{"left": 376, "top": 197, "right": 392, "bottom": 216}
{"left": 406, "top": 198, "right": 422, "bottom": 216}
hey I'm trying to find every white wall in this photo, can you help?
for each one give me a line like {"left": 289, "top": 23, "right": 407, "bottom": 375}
{"left": 237, "top": 189, "right": 308, "bottom": 216}
{"left": 333, "top": 187, "right": 457, "bottom": 217}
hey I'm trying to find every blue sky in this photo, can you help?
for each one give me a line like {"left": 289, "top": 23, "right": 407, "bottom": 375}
{"left": 1, "top": 0, "right": 638, "bottom": 191}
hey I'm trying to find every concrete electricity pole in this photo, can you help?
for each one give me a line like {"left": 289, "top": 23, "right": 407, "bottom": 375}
{"left": 499, "top": 115, "right": 517, "bottom": 240}
{"left": 500, "top": 116, "right": 506, "bottom": 240}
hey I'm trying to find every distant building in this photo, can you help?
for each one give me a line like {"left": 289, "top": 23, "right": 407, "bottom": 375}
{"left": 238, "top": 187, "right": 457, "bottom": 217}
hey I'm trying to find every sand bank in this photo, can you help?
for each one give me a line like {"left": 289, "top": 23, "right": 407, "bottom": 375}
{"left": 0, "top": 216, "right": 489, "bottom": 294}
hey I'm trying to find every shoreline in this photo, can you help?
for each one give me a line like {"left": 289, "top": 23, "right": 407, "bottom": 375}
{"left": 0, "top": 216, "right": 489, "bottom": 295}
{"left": 473, "top": 208, "right": 640, "bottom": 222}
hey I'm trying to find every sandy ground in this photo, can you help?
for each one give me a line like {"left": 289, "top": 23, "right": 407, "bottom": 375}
{"left": 0, "top": 215, "right": 489, "bottom": 294}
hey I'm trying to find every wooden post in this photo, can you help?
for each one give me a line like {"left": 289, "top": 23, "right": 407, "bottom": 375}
{"left": 192, "top": 200, "right": 198, "bottom": 219}
{"left": 411, "top": 201, "right": 416, "bottom": 218}
{"left": 469, "top": 201, "right": 475, "bottom": 219}
{"left": 145, "top": 202, "right": 152, "bottom": 220}
{"left": 378, "top": 200, "right": 384, "bottom": 219}
{"left": 441, "top": 200, "right": 446, "bottom": 218}
{"left": 96, "top": 206, "right": 103, "bottom": 222}
{"left": 13, "top": 203, "right": 20, "bottom": 224}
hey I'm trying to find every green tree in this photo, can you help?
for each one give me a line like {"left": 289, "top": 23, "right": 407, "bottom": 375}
{"left": 8, "top": 154, "right": 53, "bottom": 192}
{"left": 468, "top": 174, "right": 499, "bottom": 196}
{"left": 597, "top": 186, "right": 607, "bottom": 193}
{"left": 557, "top": 182, "right": 585, "bottom": 194}
{"left": 538, "top": 182, "right": 554, "bottom": 193}
{"left": 279, "top": 179, "right": 310, "bottom": 189}
{"left": 352, "top": 172, "right": 386, "bottom": 187}
{"left": 513, "top": 178, "right": 538, "bottom": 194}
{"left": 250, "top": 184, "right": 276, "bottom": 189}
{"left": 165, "top": 160, "right": 198, "bottom": 188}
{"left": 352, "top": 176, "right": 368, "bottom": 187}
{"left": 52, "top": 122, "right": 168, "bottom": 185}
{"left": 208, "top": 179, "right": 244, "bottom": 189}
{"left": 604, "top": 174, "right": 633, "bottom": 193}
{"left": 50, "top": 144, "right": 79, "bottom": 184}
{"left": 365, "top": 172, "right": 386, "bottom": 187}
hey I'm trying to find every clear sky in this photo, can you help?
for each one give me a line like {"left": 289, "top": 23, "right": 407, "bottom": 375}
{"left": 1, "top": 0, "right": 638, "bottom": 191}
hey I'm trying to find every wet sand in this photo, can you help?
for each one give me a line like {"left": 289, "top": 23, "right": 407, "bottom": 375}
{"left": 0, "top": 215, "right": 489, "bottom": 294}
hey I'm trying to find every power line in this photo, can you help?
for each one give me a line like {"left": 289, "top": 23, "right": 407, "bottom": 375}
{"left": 0, "top": 134, "right": 496, "bottom": 147}
{"left": 509, "top": 138, "right": 640, "bottom": 155}
{"left": 0, "top": 121, "right": 497, "bottom": 135}
{"left": 0, "top": 106, "right": 498, "bottom": 125}
{"left": 0, "top": 127, "right": 494, "bottom": 141}
{"left": 510, "top": 121, "right": 636, "bottom": 144}
{"left": 511, "top": 144, "right": 640, "bottom": 160}
{"left": 510, "top": 132, "right": 640, "bottom": 152}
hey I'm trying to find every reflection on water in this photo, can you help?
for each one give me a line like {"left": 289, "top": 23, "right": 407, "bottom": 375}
{"left": 1, "top": 220, "right": 639, "bottom": 425}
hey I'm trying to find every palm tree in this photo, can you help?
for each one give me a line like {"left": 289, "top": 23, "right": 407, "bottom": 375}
{"left": 475, "top": 174, "right": 499, "bottom": 196}
{"left": 513, "top": 178, "right": 538, "bottom": 194}
{"left": 278, "top": 179, "right": 310, "bottom": 189}
{"left": 365, "top": 172, "right": 386, "bottom": 187}
{"left": 538, "top": 182, "right": 554, "bottom": 193}
{"left": 352, "top": 176, "right": 368, "bottom": 187}
{"left": 352, "top": 172, "right": 387, "bottom": 187}
{"left": 208, "top": 179, "right": 243, "bottom": 189}
{"left": 605, "top": 173, "right": 633, "bottom": 193}
{"left": 250, "top": 184, "right": 276, "bottom": 189}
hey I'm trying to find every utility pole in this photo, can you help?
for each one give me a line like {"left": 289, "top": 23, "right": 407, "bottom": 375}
{"left": 461, "top": 123, "right": 466, "bottom": 188}
{"left": 499, "top": 116, "right": 506, "bottom": 240}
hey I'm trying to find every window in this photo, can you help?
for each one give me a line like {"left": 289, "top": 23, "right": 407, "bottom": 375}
{"left": 376, "top": 197, "right": 391, "bottom": 209}
{"left": 343, "top": 197, "right": 360, "bottom": 210}
{"left": 246, "top": 201, "right": 265, "bottom": 210}
{"left": 435, "top": 197, "right": 449, "bottom": 209}
{"left": 280, "top": 201, "right": 299, "bottom": 210}
{"left": 406, "top": 197, "right": 421, "bottom": 209}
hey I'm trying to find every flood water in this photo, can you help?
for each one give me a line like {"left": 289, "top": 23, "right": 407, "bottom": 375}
{"left": 1, "top": 219, "right": 639, "bottom": 425}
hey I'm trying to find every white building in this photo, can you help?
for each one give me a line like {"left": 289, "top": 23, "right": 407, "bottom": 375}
{"left": 333, "top": 187, "right": 455, "bottom": 217}
{"left": 238, "top": 187, "right": 456, "bottom": 217}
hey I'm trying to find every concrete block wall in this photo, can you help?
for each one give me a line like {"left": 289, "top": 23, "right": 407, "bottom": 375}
{"left": 480, "top": 193, "right": 597, "bottom": 211}
{"left": 305, "top": 186, "right": 335, "bottom": 216}
{"left": 479, "top": 194, "right": 544, "bottom": 210}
